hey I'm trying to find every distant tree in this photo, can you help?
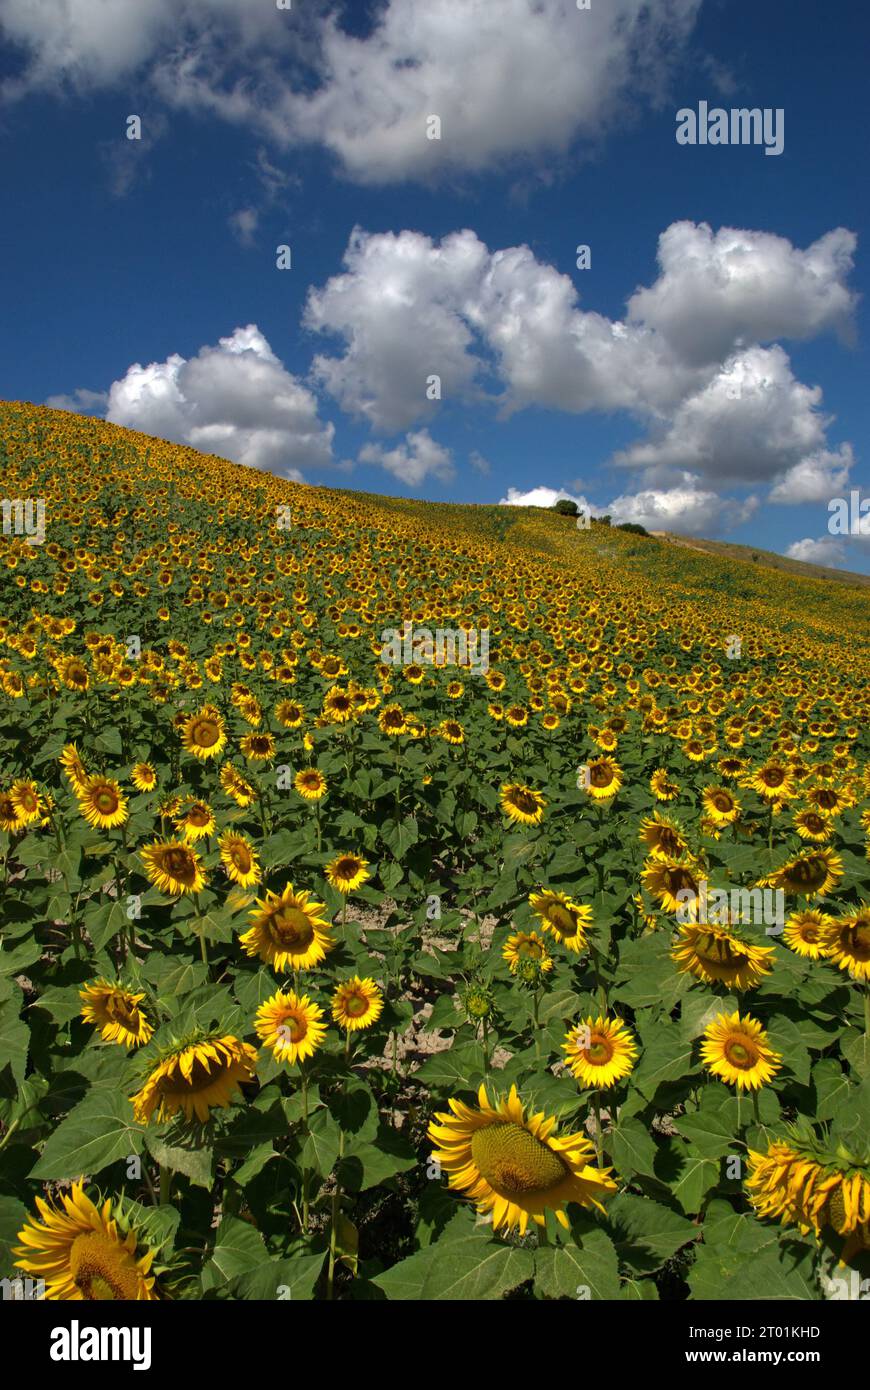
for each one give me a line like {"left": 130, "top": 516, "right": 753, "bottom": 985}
{"left": 553, "top": 498, "right": 579, "bottom": 517}
{"left": 617, "top": 522, "right": 650, "bottom": 537}
{"left": 592, "top": 514, "right": 611, "bottom": 526}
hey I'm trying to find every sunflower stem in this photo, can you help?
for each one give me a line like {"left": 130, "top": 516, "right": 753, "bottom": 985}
{"left": 327, "top": 1037, "right": 351, "bottom": 1298}
{"left": 593, "top": 1090, "right": 604, "bottom": 1165}
{"left": 300, "top": 1064, "right": 310, "bottom": 1235}
{"left": 159, "top": 1165, "right": 172, "bottom": 1206}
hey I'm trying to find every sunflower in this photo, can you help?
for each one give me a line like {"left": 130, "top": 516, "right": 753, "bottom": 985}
{"left": 584, "top": 756, "right": 623, "bottom": 800}
{"left": 10, "top": 779, "right": 43, "bottom": 825}
{"left": 700, "top": 1012, "right": 782, "bottom": 1091}
{"left": 529, "top": 889, "right": 591, "bottom": 953}
{"left": 563, "top": 1015, "right": 638, "bottom": 1089}
{"left": 437, "top": 719, "right": 465, "bottom": 745}
{"left": 502, "top": 931, "right": 553, "bottom": 975}
{"left": 783, "top": 909, "right": 830, "bottom": 960}
{"left": 0, "top": 790, "right": 26, "bottom": 833}
{"left": 818, "top": 907, "right": 870, "bottom": 983}
{"left": 14, "top": 1183, "right": 158, "bottom": 1301}
{"left": 428, "top": 1083, "right": 617, "bottom": 1234}
{"left": 805, "top": 784, "right": 852, "bottom": 816}
{"left": 746, "top": 1130, "right": 870, "bottom": 1255}
{"left": 174, "top": 799, "right": 216, "bottom": 842}
{"left": 294, "top": 767, "right": 327, "bottom": 801}
{"left": 79, "top": 979, "right": 153, "bottom": 1048}
{"left": 702, "top": 785, "right": 742, "bottom": 826}
{"left": 500, "top": 782, "right": 546, "bottom": 826}
{"left": 650, "top": 768, "right": 679, "bottom": 801}
{"left": 140, "top": 838, "right": 207, "bottom": 896}
{"left": 218, "top": 830, "right": 262, "bottom": 888}
{"left": 792, "top": 808, "right": 833, "bottom": 843}
{"left": 671, "top": 922, "right": 775, "bottom": 990}
{"left": 240, "top": 883, "right": 334, "bottom": 972}
{"left": 240, "top": 732, "right": 276, "bottom": 762}
{"left": 76, "top": 776, "right": 128, "bottom": 831}
{"left": 379, "top": 704, "right": 408, "bottom": 736}
{"left": 747, "top": 762, "right": 796, "bottom": 802}
{"left": 639, "top": 812, "right": 688, "bottom": 861}
{"left": 180, "top": 706, "right": 227, "bottom": 761}
{"left": 255, "top": 989, "right": 327, "bottom": 1064}
{"left": 641, "top": 857, "right": 702, "bottom": 915}
{"left": 275, "top": 700, "right": 304, "bottom": 729}
{"left": 331, "top": 976, "right": 384, "bottom": 1031}
{"left": 131, "top": 1033, "right": 258, "bottom": 1124}
{"left": 324, "top": 852, "right": 370, "bottom": 895}
{"left": 130, "top": 761, "right": 157, "bottom": 792}
{"left": 220, "top": 762, "right": 256, "bottom": 807}
{"left": 761, "top": 847, "right": 843, "bottom": 898}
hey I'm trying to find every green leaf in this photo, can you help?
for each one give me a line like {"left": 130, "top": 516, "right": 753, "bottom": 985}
{"left": 201, "top": 1215, "right": 267, "bottom": 1292}
{"left": 234, "top": 1253, "right": 325, "bottom": 1301}
{"left": 0, "top": 1195, "right": 28, "bottom": 1278}
{"left": 0, "top": 935, "right": 41, "bottom": 977}
{"left": 669, "top": 1145, "right": 719, "bottom": 1216}
{"left": 301, "top": 1107, "right": 342, "bottom": 1177}
{"left": 608, "top": 1193, "right": 698, "bottom": 1272}
{"left": 31, "top": 1086, "right": 145, "bottom": 1180}
{"left": 609, "top": 1118, "right": 659, "bottom": 1179}
{"left": 414, "top": 1041, "right": 487, "bottom": 1090}
{"left": 338, "top": 1126, "right": 417, "bottom": 1191}
{"left": 632, "top": 1030, "right": 698, "bottom": 1102}
{"left": 373, "top": 1231, "right": 534, "bottom": 1301}
{"left": 674, "top": 1091, "right": 739, "bottom": 1160}
{"left": 689, "top": 1242, "right": 819, "bottom": 1301}
{"left": 145, "top": 1132, "right": 215, "bottom": 1190}
{"left": 535, "top": 1228, "right": 621, "bottom": 1300}
{"left": 381, "top": 815, "right": 419, "bottom": 860}
{"left": 0, "top": 997, "right": 29, "bottom": 1087}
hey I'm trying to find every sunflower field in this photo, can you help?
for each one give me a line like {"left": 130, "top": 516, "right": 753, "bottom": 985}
{"left": 1, "top": 400, "right": 869, "bottom": 1303}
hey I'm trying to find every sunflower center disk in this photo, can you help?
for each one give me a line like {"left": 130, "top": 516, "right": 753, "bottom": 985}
{"left": 165, "top": 850, "right": 194, "bottom": 878}
{"left": 69, "top": 1232, "right": 139, "bottom": 1301}
{"left": 846, "top": 926, "right": 870, "bottom": 962}
{"left": 547, "top": 906, "right": 576, "bottom": 937}
{"left": 470, "top": 1122, "right": 567, "bottom": 1196}
{"left": 724, "top": 1039, "right": 757, "bottom": 1069}
{"left": 270, "top": 908, "right": 315, "bottom": 947}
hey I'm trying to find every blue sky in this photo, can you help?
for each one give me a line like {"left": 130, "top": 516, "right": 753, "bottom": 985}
{"left": 1, "top": 0, "right": 868, "bottom": 570}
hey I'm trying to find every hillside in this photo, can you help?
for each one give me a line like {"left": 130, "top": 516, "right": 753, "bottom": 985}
{"left": 2, "top": 402, "right": 868, "bottom": 666}
{"left": 0, "top": 399, "right": 869, "bottom": 1304}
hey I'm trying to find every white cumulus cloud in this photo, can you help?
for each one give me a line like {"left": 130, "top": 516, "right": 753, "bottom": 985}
{"left": 103, "top": 324, "right": 334, "bottom": 478}
{"left": 2, "top": 1, "right": 701, "bottom": 182}
{"left": 607, "top": 479, "right": 758, "bottom": 535}
{"left": 627, "top": 222, "right": 857, "bottom": 366}
{"left": 358, "top": 429, "right": 455, "bottom": 487}
{"left": 500, "top": 486, "right": 591, "bottom": 511}
{"left": 785, "top": 537, "right": 848, "bottom": 567}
